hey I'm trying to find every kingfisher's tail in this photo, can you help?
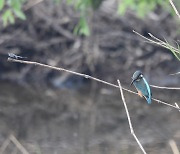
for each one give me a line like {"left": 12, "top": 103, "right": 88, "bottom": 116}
{"left": 145, "top": 97, "right": 151, "bottom": 104}
{"left": 147, "top": 98, "right": 151, "bottom": 104}
{"left": 144, "top": 96, "right": 151, "bottom": 104}
{"left": 142, "top": 77, "right": 152, "bottom": 104}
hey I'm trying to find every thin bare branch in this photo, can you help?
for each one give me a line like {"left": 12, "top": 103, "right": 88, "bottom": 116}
{"left": 148, "top": 33, "right": 163, "bottom": 43}
{"left": 117, "top": 80, "right": 147, "bottom": 154}
{"left": 170, "top": 72, "right": 180, "bottom": 75}
{"left": 150, "top": 85, "right": 180, "bottom": 90}
{"left": 0, "top": 134, "right": 29, "bottom": 154}
{"left": 169, "top": 139, "right": 180, "bottom": 154}
{"left": 9, "top": 135, "right": 29, "bottom": 154}
{"left": 175, "top": 103, "right": 180, "bottom": 112}
{"left": 169, "top": 0, "right": 180, "bottom": 19}
{"left": 151, "top": 98, "right": 179, "bottom": 109}
{"left": 7, "top": 58, "right": 180, "bottom": 110}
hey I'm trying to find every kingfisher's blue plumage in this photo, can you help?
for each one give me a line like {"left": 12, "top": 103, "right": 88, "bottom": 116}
{"left": 131, "top": 71, "right": 152, "bottom": 104}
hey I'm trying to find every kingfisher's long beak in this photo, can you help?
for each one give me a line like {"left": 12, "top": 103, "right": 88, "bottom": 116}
{"left": 130, "top": 78, "right": 135, "bottom": 85}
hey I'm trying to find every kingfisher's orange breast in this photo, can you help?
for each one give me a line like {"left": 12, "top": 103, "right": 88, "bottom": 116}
{"left": 137, "top": 90, "right": 143, "bottom": 98}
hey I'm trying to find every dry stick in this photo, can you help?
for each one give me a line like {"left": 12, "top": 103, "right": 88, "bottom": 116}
{"left": 169, "top": 0, "right": 180, "bottom": 19}
{"left": 175, "top": 103, "right": 180, "bottom": 112}
{"left": 152, "top": 98, "right": 179, "bottom": 112}
{"left": 150, "top": 85, "right": 180, "bottom": 90}
{"left": 169, "top": 140, "right": 180, "bottom": 154}
{"left": 0, "top": 134, "right": 29, "bottom": 154}
{"left": 170, "top": 72, "right": 180, "bottom": 75}
{"left": 117, "top": 80, "right": 147, "bottom": 154}
{"left": 7, "top": 58, "right": 180, "bottom": 110}
{"left": 9, "top": 135, "right": 29, "bottom": 154}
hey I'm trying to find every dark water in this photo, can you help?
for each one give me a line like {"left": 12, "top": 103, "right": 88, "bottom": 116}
{"left": 0, "top": 81, "right": 179, "bottom": 154}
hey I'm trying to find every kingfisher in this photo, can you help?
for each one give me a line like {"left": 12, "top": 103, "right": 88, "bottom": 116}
{"left": 131, "top": 70, "right": 152, "bottom": 104}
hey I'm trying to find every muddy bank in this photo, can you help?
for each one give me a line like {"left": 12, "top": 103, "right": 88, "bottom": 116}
{"left": 0, "top": 81, "right": 179, "bottom": 154}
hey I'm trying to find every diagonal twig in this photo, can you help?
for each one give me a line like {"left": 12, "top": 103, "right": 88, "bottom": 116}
{"left": 117, "top": 80, "right": 147, "bottom": 154}
{"left": 170, "top": 72, "right": 180, "bottom": 75}
{"left": 169, "top": 0, "right": 180, "bottom": 19}
{"left": 174, "top": 103, "right": 180, "bottom": 112}
{"left": 150, "top": 85, "right": 180, "bottom": 90}
{"left": 0, "top": 134, "right": 29, "bottom": 154}
{"left": 7, "top": 58, "right": 180, "bottom": 110}
{"left": 9, "top": 135, "right": 29, "bottom": 154}
{"left": 169, "top": 139, "right": 180, "bottom": 154}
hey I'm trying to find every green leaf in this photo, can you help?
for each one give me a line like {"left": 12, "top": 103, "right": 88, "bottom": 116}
{"left": 74, "top": 17, "right": 90, "bottom": 36}
{"left": 2, "top": 14, "right": 8, "bottom": 26}
{"left": 13, "top": 8, "right": 26, "bottom": 20}
{"left": 118, "top": 3, "right": 127, "bottom": 15}
{"left": 117, "top": 0, "right": 134, "bottom": 15}
{"left": 148, "top": 1, "right": 156, "bottom": 11}
{"left": 0, "top": 0, "right": 5, "bottom": 11}
{"left": 2, "top": 9, "right": 14, "bottom": 26}
{"left": 137, "top": 1, "right": 146, "bottom": 18}
{"left": 66, "top": 0, "right": 74, "bottom": 4}
{"left": 11, "top": 0, "right": 21, "bottom": 10}
{"left": 8, "top": 12, "right": 15, "bottom": 23}
{"left": 54, "top": 0, "right": 61, "bottom": 4}
{"left": 66, "top": 0, "right": 73, "bottom": 4}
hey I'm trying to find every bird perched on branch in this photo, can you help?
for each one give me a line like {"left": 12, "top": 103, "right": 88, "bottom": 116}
{"left": 131, "top": 70, "right": 152, "bottom": 104}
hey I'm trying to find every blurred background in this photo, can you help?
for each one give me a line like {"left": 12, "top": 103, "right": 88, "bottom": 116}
{"left": 0, "top": 0, "right": 180, "bottom": 153}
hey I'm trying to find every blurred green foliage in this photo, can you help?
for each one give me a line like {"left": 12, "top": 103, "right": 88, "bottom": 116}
{"left": 0, "top": 0, "right": 179, "bottom": 60}
{"left": 66, "top": 0, "right": 103, "bottom": 35}
{"left": 117, "top": 0, "right": 172, "bottom": 18}
{"left": 0, "top": 0, "right": 178, "bottom": 34}
{"left": 0, "top": 0, "right": 26, "bottom": 26}
{"left": 66, "top": 0, "right": 173, "bottom": 35}
{"left": 66, "top": 0, "right": 91, "bottom": 36}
